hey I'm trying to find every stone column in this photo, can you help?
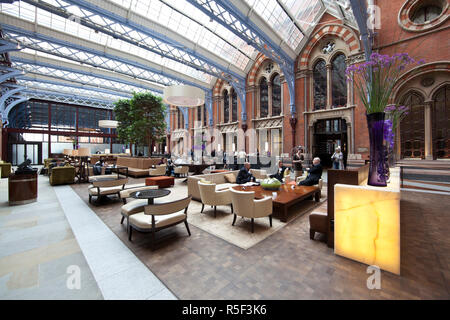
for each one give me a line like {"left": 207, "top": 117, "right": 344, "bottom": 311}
{"left": 424, "top": 100, "right": 433, "bottom": 160}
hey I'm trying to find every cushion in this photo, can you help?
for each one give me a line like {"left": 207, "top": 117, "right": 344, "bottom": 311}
{"left": 129, "top": 211, "right": 186, "bottom": 229}
{"left": 88, "top": 186, "right": 123, "bottom": 196}
{"left": 224, "top": 173, "right": 236, "bottom": 183}
{"left": 121, "top": 199, "right": 148, "bottom": 217}
{"left": 200, "top": 178, "right": 213, "bottom": 184}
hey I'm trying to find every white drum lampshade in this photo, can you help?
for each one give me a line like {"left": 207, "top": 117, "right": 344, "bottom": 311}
{"left": 104, "top": 149, "right": 111, "bottom": 154}
{"left": 163, "top": 85, "right": 205, "bottom": 107}
{"left": 125, "top": 148, "right": 131, "bottom": 154}
{"left": 98, "top": 120, "right": 118, "bottom": 128}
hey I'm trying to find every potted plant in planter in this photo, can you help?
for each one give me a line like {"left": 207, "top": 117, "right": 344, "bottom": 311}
{"left": 346, "top": 53, "right": 423, "bottom": 186}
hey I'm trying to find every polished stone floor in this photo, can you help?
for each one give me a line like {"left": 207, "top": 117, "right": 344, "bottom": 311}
{"left": 0, "top": 178, "right": 102, "bottom": 299}
{"left": 70, "top": 176, "right": 450, "bottom": 300}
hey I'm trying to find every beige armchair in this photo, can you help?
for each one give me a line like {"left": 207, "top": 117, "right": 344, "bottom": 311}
{"left": 296, "top": 174, "right": 324, "bottom": 190}
{"left": 250, "top": 169, "right": 268, "bottom": 180}
{"left": 119, "top": 185, "right": 158, "bottom": 231}
{"left": 174, "top": 165, "right": 189, "bottom": 177}
{"left": 128, "top": 196, "right": 192, "bottom": 249}
{"left": 88, "top": 178, "right": 128, "bottom": 204}
{"left": 230, "top": 188, "right": 273, "bottom": 233}
{"left": 198, "top": 181, "right": 233, "bottom": 217}
{"left": 149, "top": 164, "right": 166, "bottom": 176}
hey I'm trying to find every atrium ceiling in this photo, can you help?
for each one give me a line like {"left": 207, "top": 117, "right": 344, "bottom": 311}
{"left": 0, "top": 0, "right": 359, "bottom": 110}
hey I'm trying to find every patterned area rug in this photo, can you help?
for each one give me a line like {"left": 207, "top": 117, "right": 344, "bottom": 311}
{"left": 186, "top": 196, "right": 326, "bottom": 249}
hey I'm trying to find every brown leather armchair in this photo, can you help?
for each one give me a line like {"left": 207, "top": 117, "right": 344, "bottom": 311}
{"left": 309, "top": 211, "right": 328, "bottom": 241}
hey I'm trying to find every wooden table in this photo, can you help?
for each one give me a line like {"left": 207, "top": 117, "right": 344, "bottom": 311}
{"left": 232, "top": 184, "right": 320, "bottom": 222}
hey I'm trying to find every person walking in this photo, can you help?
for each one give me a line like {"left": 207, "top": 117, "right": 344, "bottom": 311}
{"left": 331, "top": 146, "right": 344, "bottom": 170}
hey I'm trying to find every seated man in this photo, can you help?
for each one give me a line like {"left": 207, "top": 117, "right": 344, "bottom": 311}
{"left": 298, "top": 157, "right": 323, "bottom": 186}
{"left": 236, "top": 162, "right": 255, "bottom": 184}
{"left": 93, "top": 159, "right": 104, "bottom": 175}
{"left": 270, "top": 160, "right": 288, "bottom": 182}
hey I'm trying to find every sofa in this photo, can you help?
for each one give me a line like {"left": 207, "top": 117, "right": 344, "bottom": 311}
{"left": 49, "top": 166, "right": 76, "bottom": 185}
{"left": 187, "top": 170, "right": 239, "bottom": 201}
{"left": 115, "top": 157, "right": 163, "bottom": 177}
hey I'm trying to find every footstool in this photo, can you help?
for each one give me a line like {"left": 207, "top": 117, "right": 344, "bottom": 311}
{"left": 145, "top": 176, "right": 175, "bottom": 188}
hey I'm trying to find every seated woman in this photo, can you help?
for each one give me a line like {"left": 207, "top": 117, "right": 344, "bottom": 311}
{"left": 298, "top": 157, "right": 322, "bottom": 186}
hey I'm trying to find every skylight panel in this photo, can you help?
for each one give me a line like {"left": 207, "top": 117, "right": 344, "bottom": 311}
{"left": 243, "top": 0, "right": 304, "bottom": 50}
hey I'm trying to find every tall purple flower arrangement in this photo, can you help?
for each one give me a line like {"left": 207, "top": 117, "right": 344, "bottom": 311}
{"left": 346, "top": 52, "right": 423, "bottom": 186}
{"left": 346, "top": 53, "right": 424, "bottom": 114}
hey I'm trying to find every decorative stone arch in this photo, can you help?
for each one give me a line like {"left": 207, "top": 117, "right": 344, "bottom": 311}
{"left": 298, "top": 24, "right": 360, "bottom": 70}
{"left": 392, "top": 61, "right": 450, "bottom": 102}
{"left": 431, "top": 80, "right": 450, "bottom": 99}
{"left": 248, "top": 53, "right": 269, "bottom": 86}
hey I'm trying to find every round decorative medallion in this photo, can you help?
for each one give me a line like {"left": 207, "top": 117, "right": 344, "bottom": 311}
{"left": 398, "top": 0, "right": 449, "bottom": 32}
{"left": 322, "top": 41, "right": 336, "bottom": 54}
{"left": 421, "top": 77, "right": 435, "bottom": 87}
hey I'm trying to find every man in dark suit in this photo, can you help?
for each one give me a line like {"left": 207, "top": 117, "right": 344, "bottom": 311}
{"left": 270, "top": 160, "right": 288, "bottom": 182}
{"left": 236, "top": 162, "right": 255, "bottom": 184}
{"left": 298, "top": 157, "right": 323, "bottom": 186}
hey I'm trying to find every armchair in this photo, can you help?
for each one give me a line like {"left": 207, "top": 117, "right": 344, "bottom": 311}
{"left": 88, "top": 178, "right": 128, "bottom": 204}
{"left": 174, "top": 165, "right": 189, "bottom": 177}
{"left": 149, "top": 164, "right": 166, "bottom": 177}
{"left": 128, "top": 196, "right": 192, "bottom": 249}
{"left": 198, "top": 181, "right": 233, "bottom": 217}
{"left": 230, "top": 188, "right": 272, "bottom": 233}
{"left": 49, "top": 166, "right": 75, "bottom": 185}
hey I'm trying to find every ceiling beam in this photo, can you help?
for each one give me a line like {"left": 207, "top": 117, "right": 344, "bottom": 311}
{"left": 0, "top": 14, "right": 209, "bottom": 89}
{"left": 9, "top": 51, "right": 162, "bottom": 95}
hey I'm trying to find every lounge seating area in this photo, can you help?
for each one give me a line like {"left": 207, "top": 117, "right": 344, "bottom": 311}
{"left": 1, "top": 0, "right": 449, "bottom": 304}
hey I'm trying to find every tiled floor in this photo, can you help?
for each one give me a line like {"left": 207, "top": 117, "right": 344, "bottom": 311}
{"left": 70, "top": 176, "right": 450, "bottom": 300}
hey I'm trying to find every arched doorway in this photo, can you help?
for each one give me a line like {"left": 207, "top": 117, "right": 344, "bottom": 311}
{"left": 400, "top": 91, "right": 425, "bottom": 159}
{"left": 433, "top": 85, "right": 450, "bottom": 159}
{"left": 313, "top": 118, "right": 347, "bottom": 168}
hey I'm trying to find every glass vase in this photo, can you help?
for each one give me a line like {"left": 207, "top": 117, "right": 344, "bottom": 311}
{"left": 366, "top": 112, "right": 387, "bottom": 187}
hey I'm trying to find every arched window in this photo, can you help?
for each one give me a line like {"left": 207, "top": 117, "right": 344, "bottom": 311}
{"left": 197, "top": 105, "right": 201, "bottom": 125}
{"left": 433, "top": 85, "right": 450, "bottom": 159}
{"left": 231, "top": 88, "right": 238, "bottom": 122}
{"left": 400, "top": 91, "right": 425, "bottom": 158}
{"left": 260, "top": 78, "right": 269, "bottom": 118}
{"left": 313, "top": 59, "right": 327, "bottom": 110}
{"left": 272, "top": 74, "right": 281, "bottom": 116}
{"left": 331, "top": 54, "right": 347, "bottom": 108}
{"left": 203, "top": 104, "right": 207, "bottom": 127}
{"left": 223, "top": 90, "right": 229, "bottom": 123}
{"left": 177, "top": 107, "right": 184, "bottom": 129}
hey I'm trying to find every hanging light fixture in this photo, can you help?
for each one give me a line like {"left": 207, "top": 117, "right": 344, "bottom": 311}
{"left": 99, "top": 120, "right": 118, "bottom": 128}
{"left": 163, "top": 85, "right": 205, "bottom": 107}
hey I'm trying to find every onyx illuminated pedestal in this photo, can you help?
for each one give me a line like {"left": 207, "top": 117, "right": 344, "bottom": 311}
{"left": 8, "top": 172, "right": 38, "bottom": 206}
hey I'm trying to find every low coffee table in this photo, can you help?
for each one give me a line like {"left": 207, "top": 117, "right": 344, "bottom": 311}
{"left": 232, "top": 184, "right": 320, "bottom": 222}
{"left": 130, "top": 189, "right": 171, "bottom": 205}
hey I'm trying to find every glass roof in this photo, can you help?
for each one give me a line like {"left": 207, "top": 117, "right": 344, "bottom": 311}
{"left": 0, "top": 0, "right": 359, "bottom": 107}
{"left": 18, "top": 78, "right": 130, "bottom": 101}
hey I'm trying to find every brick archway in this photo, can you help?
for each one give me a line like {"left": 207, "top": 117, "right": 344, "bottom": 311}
{"left": 298, "top": 24, "right": 360, "bottom": 70}
{"left": 247, "top": 53, "right": 269, "bottom": 86}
